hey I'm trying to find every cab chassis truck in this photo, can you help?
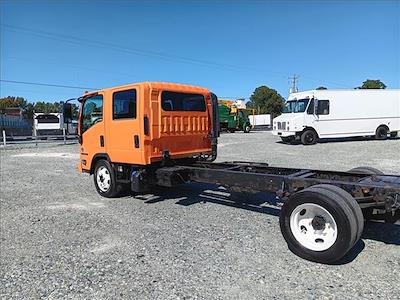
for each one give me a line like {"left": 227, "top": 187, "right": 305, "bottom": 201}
{"left": 70, "top": 82, "right": 400, "bottom": 264}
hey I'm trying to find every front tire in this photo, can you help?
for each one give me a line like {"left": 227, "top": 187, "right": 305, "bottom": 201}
{"left": 300, "top": 129, "right": 318, "bottom": 145}
{"left": 279, "top": 185, "right": 362, "bottom": 263}
{"left": 375, "top": 126, "right": 388, "bottom": 140}
{"left": 93, "top": 159, "right": 121, "bottom": 198}
{"left": 243, "top": 124, "right": 251, "bottom": 133}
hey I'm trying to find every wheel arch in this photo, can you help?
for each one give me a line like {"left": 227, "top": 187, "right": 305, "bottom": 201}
{"left": 376, "top": 124, "right": 390, "bottom": 132}
{"left": 301, "top": 126, "right": 319, "bottom": 137}
{"left": 90, "top": 153, "right": 112, "bottom": 174}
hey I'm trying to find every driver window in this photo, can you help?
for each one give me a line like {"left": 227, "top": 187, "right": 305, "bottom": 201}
{"left": 82, "top": 95, "right": 103, "bottom": 133}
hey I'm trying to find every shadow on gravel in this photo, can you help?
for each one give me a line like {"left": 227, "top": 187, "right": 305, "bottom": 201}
{"left": 362, "top": 221, "right": 400, "bottom": 245}
{"left": 132, "top": 183, "right": 399, "bottom": 264}
{"left": 334, "top": 222, "right": 400, "bottom": 265}
{"left": 134, "top": 183, "right": 280, "bottom": 217}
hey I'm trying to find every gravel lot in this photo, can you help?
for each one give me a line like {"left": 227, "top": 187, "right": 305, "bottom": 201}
{"left": 1, "top": 131, "right": 399, "bottom": 299}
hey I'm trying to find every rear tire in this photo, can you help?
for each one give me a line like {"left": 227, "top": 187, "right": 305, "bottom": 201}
{"left": 308, "top": 184, "right": 364, "bottom": 242}
{"left": 243, "top": 125, "right": 251, "bottom": 133}
{"left": 375, "top": 126, "right": 388, "bottom": 140}
{"left": 301, "top": 129, "right": 318, "bottom": 145}
{"left": 348, "top": 166, "right": 384, "bottom": 175}
{"left": 279, "top": 185, "right": 360, "bottom": 263}
{"left": 93, "top": 159, "right": 121, "bottom": 198}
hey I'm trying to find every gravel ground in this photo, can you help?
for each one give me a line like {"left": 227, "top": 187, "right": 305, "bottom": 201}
{"left": 1, "top": 131, "right": 399, "bottom": 299}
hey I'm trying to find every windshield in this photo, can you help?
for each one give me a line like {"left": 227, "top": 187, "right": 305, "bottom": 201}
{"left": 283, "top": 99, "right": 310, "bottom": 113}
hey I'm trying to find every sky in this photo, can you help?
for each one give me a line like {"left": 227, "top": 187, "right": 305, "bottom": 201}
{"left": 1, "top": 0, "right": 399, "bottom": 103}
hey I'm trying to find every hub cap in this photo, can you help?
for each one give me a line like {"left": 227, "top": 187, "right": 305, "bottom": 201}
{"left": 305, "top": 132, "right": 315, "bottom": 143}
{"left": 290, "top": 203, "right": 337, "bottom": 251}
{"left": 96, "top": 166, "right": 111, "bottom": 192}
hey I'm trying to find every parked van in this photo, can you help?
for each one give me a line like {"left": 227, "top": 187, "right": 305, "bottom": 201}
{"left": 272, "top": 89, "right": 400, "bottom": 145}
{"left": 34, "top": 113, "right": 64, "bottom": 136}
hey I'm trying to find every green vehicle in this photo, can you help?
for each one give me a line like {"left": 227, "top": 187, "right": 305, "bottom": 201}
{"left": 218, "top": 104, "right": 251, "bottom": 133}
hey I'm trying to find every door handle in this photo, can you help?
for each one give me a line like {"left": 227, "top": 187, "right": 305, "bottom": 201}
{"left": 100, "top": 135, "right": 104, "bottom": 147}
{"left": 134, "top": 135, "right": 139, "bottom": 148}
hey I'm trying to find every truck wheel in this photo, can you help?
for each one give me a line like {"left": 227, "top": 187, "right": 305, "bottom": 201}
{"left": 243, "top": 125, "right": 251, "bottom": 133}
{"left": 279, "top": 185, "right": 361, "bottom": 263}
{"left": 390, "top": 132, "right": 398, "bottom": 138}
{"left": 348, "top": 166, "right": 384, "bottom": 175}
{"left": 300, "top": 129, "right": 318, "bottom": 145}
{"left": 308, "top": 184, "right": 364, "bottom": 242}
{"left": 375, "top": 126, "right": 388, "bottom": 140}
{"left": 93, "top": 159, "right": 121, "bottom": 198}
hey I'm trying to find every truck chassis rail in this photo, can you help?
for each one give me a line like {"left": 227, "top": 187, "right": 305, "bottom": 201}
{"left": 156, "top": 161, "right": 400, "bottom": 214}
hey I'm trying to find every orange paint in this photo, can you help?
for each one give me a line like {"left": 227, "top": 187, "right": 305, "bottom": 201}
{"left": 78, "top": 82, "right": 214, "bottom": 172}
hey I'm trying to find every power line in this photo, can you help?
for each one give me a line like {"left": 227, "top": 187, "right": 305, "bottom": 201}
{"left": 1, "top": 79, "right": 250, "bottom": 100}
{"left": 0, "top": 80, "right": 97, "bottom": 90}
{"left": 0, "top": 23, "right": 354, "bottom": 89}
{"left": 1, "top": 24, "right": 289, "bottom": 77}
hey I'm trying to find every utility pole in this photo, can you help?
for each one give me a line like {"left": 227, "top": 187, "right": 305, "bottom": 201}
{"left": 289, "top": 75, "right": 299, "bottom": 94}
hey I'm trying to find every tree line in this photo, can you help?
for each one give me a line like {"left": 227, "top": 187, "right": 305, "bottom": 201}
{"left": 0, "top": 79, "right": 387, "bottom": 119}
{"left": 0, "top": 96, "right": 78, "bottom": 119}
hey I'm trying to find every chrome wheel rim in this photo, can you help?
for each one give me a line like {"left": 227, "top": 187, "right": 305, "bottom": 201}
{"left": 96, "top": 166, "right": 111, "bottom": 192}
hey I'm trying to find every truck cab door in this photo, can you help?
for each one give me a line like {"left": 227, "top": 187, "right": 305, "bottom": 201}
{"left": 107, "top": 88, "right": 142, "bottom": 164}
{"left": 304, "top": 98, "right": 318, "bottom": 125}
{"left": 79, "top": 93, "right": 105, "bottom": 172}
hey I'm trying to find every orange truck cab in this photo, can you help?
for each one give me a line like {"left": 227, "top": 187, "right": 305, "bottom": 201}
{"left": 71, "top": 82, "right": 219, "bottom": 197}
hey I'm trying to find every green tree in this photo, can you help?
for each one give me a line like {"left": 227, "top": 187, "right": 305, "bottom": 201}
{"left": 247, "top": 86, "right": 285, "bottom": 117}
{"left": 357, "top": 79, "right": 386, "bottom": 89}
{"left": 71, "top": 103, "right": 79, "bottom": 119}
{"left": 316, "top": 86, "right": 327, "bottom": 90}
{"left": 0, "top": 96, "right": 28, "bottom": 109}
{"left": 33, "top": 101, "right": 62, "bottom": 113}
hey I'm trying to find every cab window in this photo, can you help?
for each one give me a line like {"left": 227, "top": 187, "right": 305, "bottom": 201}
{"left": 81, "top": 95, "right": 103, "bottom": 133}
{"left": 161, "top": 91, "right": 206, "bottom": 112}
{"left": 113, "top": 89, "right": 137, "bottom": 119}
{"left": 317, "top": 100, "right": 330, "bottom": 115}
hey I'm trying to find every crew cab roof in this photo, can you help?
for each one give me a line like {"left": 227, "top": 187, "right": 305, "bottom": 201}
{"left": 84, "top": 82, "right": 211, "bottom": 96}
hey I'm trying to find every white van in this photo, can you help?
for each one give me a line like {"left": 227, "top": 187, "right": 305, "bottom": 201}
{"left": 272, "top": 89, "right": 400, "bottom": 145}
{"left": 34, "top": 113, "right": 64, "bottom": 136}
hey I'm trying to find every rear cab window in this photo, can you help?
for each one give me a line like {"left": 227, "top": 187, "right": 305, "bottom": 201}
{"left": 161, "top": 91, "right": 206, "bottom": 112}
{"left": 113, "top": 89, "right": 137, "bottom": 119}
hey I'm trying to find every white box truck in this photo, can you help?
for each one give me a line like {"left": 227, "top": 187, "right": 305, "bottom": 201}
{"left": 250, "top": 114, "right": 271, "bottom": 128}
{"left": 272, "top": 89, "right": 400, "bottom": 145}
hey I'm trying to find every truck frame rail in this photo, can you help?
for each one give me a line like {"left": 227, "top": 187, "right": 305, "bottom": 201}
{"left": 156, "top": 161, "right": 400, "bottom": 216}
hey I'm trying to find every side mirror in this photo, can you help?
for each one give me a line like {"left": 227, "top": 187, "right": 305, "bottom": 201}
{"left": 63, "top": 103, "right": 73, "bottom": 122}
